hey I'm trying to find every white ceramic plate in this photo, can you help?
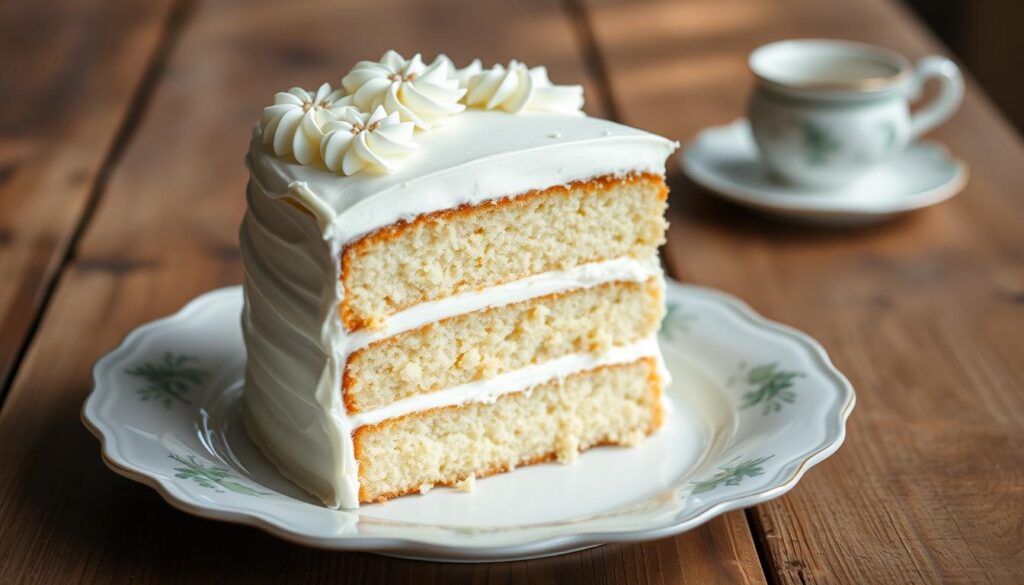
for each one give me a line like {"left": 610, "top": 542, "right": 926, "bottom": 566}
{"left": 82, "top": 282, "right": 854, "bottom": 562}
{"left": 680, "top": 119, "right": 967, "bottom": 226}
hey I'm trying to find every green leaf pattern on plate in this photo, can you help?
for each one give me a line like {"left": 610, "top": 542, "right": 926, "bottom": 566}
{"left": 735, "top": 362, "right": 804, "bottom": 414}
{"left": 126, "top": 353, "right": 208, "bottom": 408}
{"left": 169, "top": 453, "right": 270, "bottom": 496}
{"left": 691, "top": 456, "right": 774, "bottom": 494}
{"left": 660, "top": 301, "right": 697, "bottom": 341}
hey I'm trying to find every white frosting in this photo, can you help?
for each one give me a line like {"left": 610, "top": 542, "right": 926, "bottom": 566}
{"left": 249, "top": 109, "right": 678, "bottom": 245}
{"left": 260, "top": 83, "right": 353, "bottom": 165}
{"left": 441, "top": 55, "right": 482, "bottom": 89}
{"left": 241, "top": 108, "right": 677, "bottom": 509}
{"left": 465, "top": 61, "right": 583, "bottom": 115}
{"left": 320, "top": 106, "right": 418, "bottom": 176}
{"left": 342, "top": 51, "right": 466, "bottom": 130}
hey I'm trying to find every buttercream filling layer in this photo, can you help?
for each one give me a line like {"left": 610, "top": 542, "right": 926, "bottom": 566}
{"left": 243, "top": 252, "right": 665, "bottom": 417}
{"left": 335, "top": 256, "right": 664, "bottom": 361}
{"left": 345, "top": 335, "right": 667, "bottom": 429}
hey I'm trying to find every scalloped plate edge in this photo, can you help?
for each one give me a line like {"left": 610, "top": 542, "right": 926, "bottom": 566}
{"left": 82, "top": 283, "right": 855, "bottom": 561}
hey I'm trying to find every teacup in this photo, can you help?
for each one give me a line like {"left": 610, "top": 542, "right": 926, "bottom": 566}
{"left": 747, "top": 39, "right": 963, "bottom": 189}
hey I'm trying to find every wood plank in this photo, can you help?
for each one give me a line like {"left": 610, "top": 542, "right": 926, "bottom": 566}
{"left": 0, "top": 0, "right": 180, "bottom": 398}
{"left": 582, "top": 0, "right": 1024, "bottom": 583}
{"left": 0, "top": 0, "right": 765, "bottom": 582}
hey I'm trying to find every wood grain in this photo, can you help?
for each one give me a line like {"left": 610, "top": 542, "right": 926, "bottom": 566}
{"left": 0, "top": 0, "right": 766, "bottom": 582}
{"left": 0, "top": 0, "right": 179, "bottom": 397}
{"left": 582, "top": 0, "right": 1024, "bottom": 582}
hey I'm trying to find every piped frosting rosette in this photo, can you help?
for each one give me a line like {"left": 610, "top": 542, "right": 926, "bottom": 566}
{"left": 258, "top": 51, "right": 586, "bottom": 176}
{"left": 260, "top": 83, "right": 352, "bottom": 165}
{"left": 464, "top": 60, "right": 584, "bottom": 115}
{"left": 320, "top": 106, "right": 418, "bottom": 176}
{"left": 342, "top": 51, "right": 466, "bottom": 130}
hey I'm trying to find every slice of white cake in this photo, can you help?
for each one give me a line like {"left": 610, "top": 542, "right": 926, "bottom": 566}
{"left": 240, "top": 51, "right": 678, "bottom": 508}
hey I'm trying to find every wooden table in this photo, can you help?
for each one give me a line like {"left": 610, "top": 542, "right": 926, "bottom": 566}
{"left": 1, "top": 0, "right": 1022, "bottom": 582}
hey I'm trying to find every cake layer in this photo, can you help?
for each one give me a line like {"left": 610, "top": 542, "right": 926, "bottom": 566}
{"left": 340, "top": 173, "right": 668, "bottom": 330}
{"left": 335, "top": 256, "right": 662, "bottom": 362}
{"left": 344, "top": 276, "right": 664, "bottom": 412}
{"left": 353, "top": 358, "right": 663, "bottom": 504}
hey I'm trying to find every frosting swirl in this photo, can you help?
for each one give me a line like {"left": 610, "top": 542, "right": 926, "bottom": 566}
{"left": 342, "top": 51, "right": 466, "bottom": 130}
{"left": 258, "top": 52, "right": 591, "bottom": 174}
{"left": 320, "top": 105, "right": 418, "bottom": 176}
{"left": 439, "top": 55, "right": 483, "bottom": 89}
{"left": 464, "top": 61, "right": 584, "bottom": 115}
{"left": 260, "top": 83, "right": 353, "bottom": 165}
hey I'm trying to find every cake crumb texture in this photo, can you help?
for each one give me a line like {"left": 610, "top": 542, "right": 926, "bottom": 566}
{"left": 353, "top": 358, "right": 663, "bottom": 504}
{"left": 344, "top": 276, "right": 663, "bottom": 412}
{"left": 455, "top": 475, "right": 476, "bottom": 492}
{"left": 341, "top": 173, "right": 668, "bottom": 330}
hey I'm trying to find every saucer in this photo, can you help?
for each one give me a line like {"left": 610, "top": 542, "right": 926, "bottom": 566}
{"left": 82, "top": 283, "right": 853, "bottom": 562}
{"left": 680, "top": 119, "right": 968, "bottom": 225}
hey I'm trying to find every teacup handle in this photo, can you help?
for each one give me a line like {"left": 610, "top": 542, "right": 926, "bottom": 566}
{"left": 908, "top": 56, "right": 964, "bottom": 140}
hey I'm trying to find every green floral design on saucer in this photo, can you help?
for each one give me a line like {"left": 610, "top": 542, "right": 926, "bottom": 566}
{"left": 691, "top": 456, "right": 774, "bottom": 494}
{"left": 660, "top": 301, "right": 697, "bottom": 341}
{"left": 126, "top": 353, "right": 208, "bottom": 408}
{"left": 735, "top": 362, "right": 804, "bottom": 414}
{"left": 801, "top": 122, "right": 840, "bottom": 165}
{"left": 169, "top": 453, "right": 270, "bottom": 496}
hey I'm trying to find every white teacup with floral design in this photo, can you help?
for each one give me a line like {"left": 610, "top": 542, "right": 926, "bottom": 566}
{"left": 747, "top": 39, "right": 963, "bottom": 189}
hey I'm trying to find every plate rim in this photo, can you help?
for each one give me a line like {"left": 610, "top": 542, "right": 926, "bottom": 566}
{"left": 82, "top": 283, "right": 855, "bottom": 561}
{"left": 680, "top": 118, "right": 968, "bottom": 217}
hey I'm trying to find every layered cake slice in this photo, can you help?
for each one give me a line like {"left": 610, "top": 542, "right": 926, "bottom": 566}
{"left": 241, "top": 51, "right": 678, "bottom": 508}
